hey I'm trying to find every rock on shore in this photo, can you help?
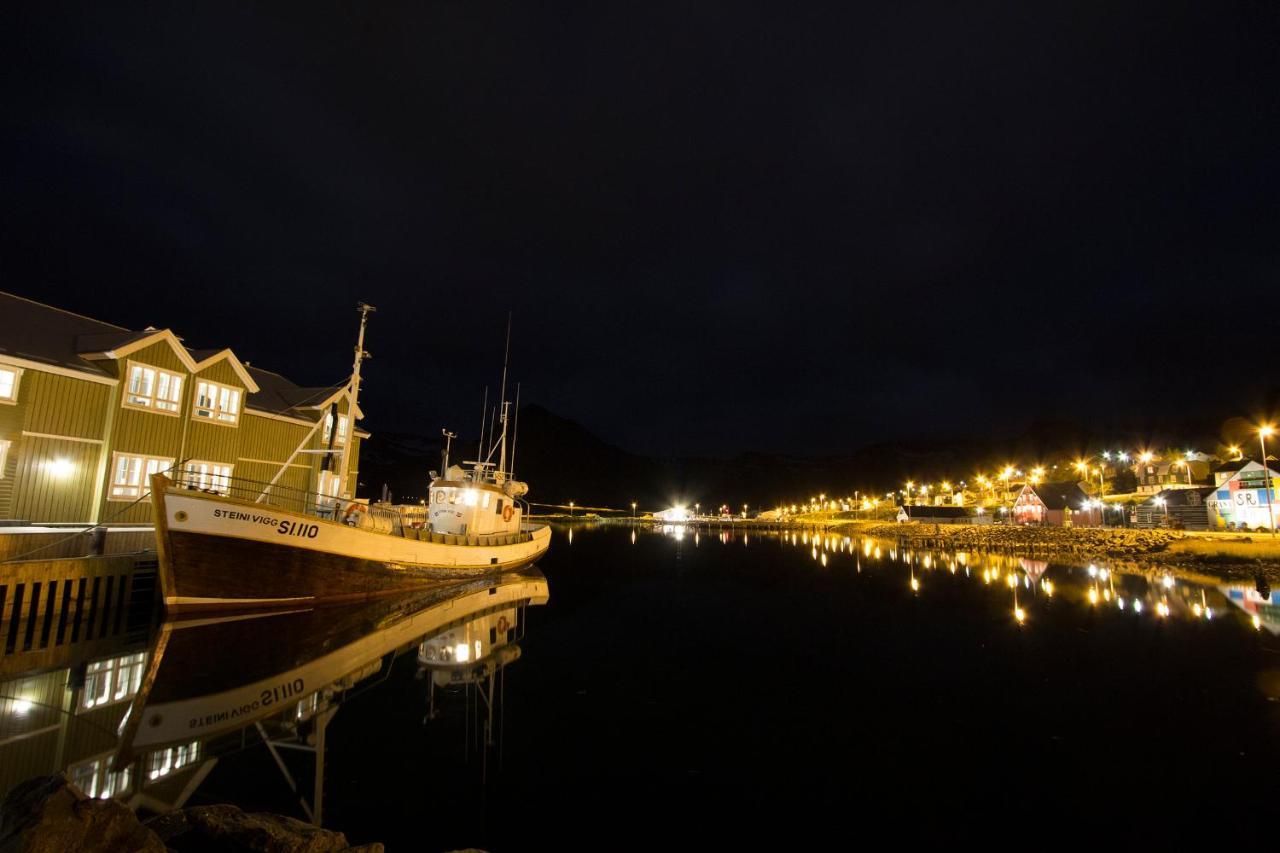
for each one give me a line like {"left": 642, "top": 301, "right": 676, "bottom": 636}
{"left": 1, "top": 774, "right": 383, "bottom": 853}
{"left": 846, "top": 522, "right": 1186, "bottom": 556}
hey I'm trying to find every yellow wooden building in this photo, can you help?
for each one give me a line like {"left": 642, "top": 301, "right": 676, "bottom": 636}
{"left": 0, "top": 291, "right": 367, "bottom": 525}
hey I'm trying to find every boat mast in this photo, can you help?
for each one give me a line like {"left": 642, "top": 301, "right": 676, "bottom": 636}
{"left": 497, "top": 313, "right": 511, "bottom": 478}
{"left": 337, "top": 302, "right": 375, "bottom": 500}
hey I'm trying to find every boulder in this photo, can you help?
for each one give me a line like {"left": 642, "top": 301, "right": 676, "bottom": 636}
{"left": 0, "top": 773, "right": 165, "bottom": 853}
{"left": 145, "top": 804, "right": 353, "bottom": 852}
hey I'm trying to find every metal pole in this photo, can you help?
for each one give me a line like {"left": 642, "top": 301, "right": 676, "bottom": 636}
{"left": 1261, "top": 430, "right": 1276, "bottom": 537}
{"left": 338, "top": 303, "right": 375, "bottom": 500}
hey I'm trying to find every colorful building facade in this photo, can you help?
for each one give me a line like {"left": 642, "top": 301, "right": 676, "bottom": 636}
{"left": 1205, "top": 460, "right": 1279, "bottom": 531}
{"left": 0, "top": 292, "right": 366, "bottom": 525}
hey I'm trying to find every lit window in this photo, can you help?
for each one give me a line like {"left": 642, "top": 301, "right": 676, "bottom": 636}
{"left": 193, "top": 380, "right": 241, "bottom": 424}
{"left": 124, "top": 363, "right": 183, "bottom": 413}
{"left": 81, "top": 652, "right": 147, "bottom": 709}
{"left": 109, "top": 453, "right": 174, "bottom": 500}
{"left": 0, "top": 439, "right": 9, "bottom": 478}
{"left": 183, "top": 460, "right": 233, "bottom": 495}
{"left": 0, "top": 366, "right": 19, "bottom": 403}
{"left": 317, "top": 469, "right": 340, "bottom": 498}
{"left": 68, "top": 760, "right": 132, "bottom": 800}
{"left": 322, "top": 412, "right": 349, "bottom": 445}
{"left": 145, "top": 741, "right": 201, "bottom": 783}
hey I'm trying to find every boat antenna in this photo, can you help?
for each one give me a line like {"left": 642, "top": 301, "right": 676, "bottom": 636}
{"left": 441, "top": 428, "right": 456, "bottom": 473}
{"left": 477, "top": 386, "right": 489, "bottom": 464}
{"left": 486, "top": 405, "right": 497, "bottom": 463}
{"left": 497, "top": 313, "right": 512, "bottom": 476}
{"left": 337, "top": 302, "right": 375, "bottom": 499}
{"left": 509, "top": 382, "right": 521, "bottom": 476}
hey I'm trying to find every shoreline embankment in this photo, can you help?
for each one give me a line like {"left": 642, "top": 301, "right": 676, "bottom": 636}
{"left": 829, "top": 521, "right": 1280, "bottom": 582}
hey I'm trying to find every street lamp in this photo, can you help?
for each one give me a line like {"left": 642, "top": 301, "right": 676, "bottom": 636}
{"left": 1153, "top": 496, "right": 1167, "bottom": 526}
{"left": 1260, "top": 425, "right": 1276, "bottom": 537}
{"left": 569, "top": 500, "right": 574, "bottom": 518}
{"left": 631, "top": 501, "right": 637, "bottom": 519}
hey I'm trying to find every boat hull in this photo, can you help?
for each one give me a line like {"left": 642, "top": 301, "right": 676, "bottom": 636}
{"left": 153, "top": 486, "right": 551, "bottom": 612}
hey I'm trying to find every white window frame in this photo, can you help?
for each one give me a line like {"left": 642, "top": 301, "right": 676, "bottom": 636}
{"left": 192, "top": 380, "right": 241, "bottom": 425}
{"left": 108, "top": 452, "right": 174, "bottom": 501}
{"left": 0, "top": 439, "right": 10, "bottom": 477}
{"left": 322, "top": 412, "right": 349, "bottom": 446}
{"left": 182, "top": 460, "right": 234, "bottom": 495}
{"left": 122, "top": 361, "right": 183, "bottom": 415}
{"left": 0, "top": 365, "right": 21, "bottom": 404}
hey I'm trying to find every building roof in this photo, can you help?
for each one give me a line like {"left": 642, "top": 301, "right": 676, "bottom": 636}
{"left": 1215, "top": 457, "right": 1279, "bottom": 474}
{"left": 1027, "top": 481, "right": 1091, "bottom": 510}
{"left": 898, "top": 505, "right": 971, "bottom": 518}
{"left": 1147, "top": 486, "right": 1215, "bottom": 507}
{"left": 245, "top": 366, "right": 348, "bottom": 417}
{"left": 0, "top": 290, "right": 361, "bottom": 428}
{"left": 0, "top": 291, "right": 126, "bottom": 377}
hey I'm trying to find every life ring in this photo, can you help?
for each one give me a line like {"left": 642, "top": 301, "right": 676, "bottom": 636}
{"left": 502, "top": 505, "right": 514, "bottom": 522}
{"left": 497, "top": 615, "right": 510, "bottom": 633}
{"left": 341, "top": 502, "right": 368, "bottom": 525}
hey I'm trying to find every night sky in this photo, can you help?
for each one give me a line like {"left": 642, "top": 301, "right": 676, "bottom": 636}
{"left": 5, "top": 3, "right": 1278, "bottom": 457}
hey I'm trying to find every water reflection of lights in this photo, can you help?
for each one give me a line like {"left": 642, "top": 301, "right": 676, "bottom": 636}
{"left": 698, "top": 528, "right": 1271, "bottom": 635}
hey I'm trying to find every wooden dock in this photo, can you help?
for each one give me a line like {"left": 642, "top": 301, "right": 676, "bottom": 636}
{"left": 0, "top": 553, "right": 158, "bottom": 663}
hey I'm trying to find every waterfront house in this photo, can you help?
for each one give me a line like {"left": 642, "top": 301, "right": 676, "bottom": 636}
{"left": 895, "top": 505, "right": 976, "bottom": 524}
{"left": 1011, "top": 481, "right": 1101, "bottom": 527}
{"left": 0, "top": 291, "right": 367, "bottom": 527}
{"left": 1134, "top": 486, "right": 1214, "bottom": 530}
{"left": 1204, "top": 459, "right": 1280, "bottom": 531}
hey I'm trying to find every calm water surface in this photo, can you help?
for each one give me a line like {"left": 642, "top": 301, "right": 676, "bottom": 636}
{"left": 2, "top": 523, "right": 1278, "bottom": 848}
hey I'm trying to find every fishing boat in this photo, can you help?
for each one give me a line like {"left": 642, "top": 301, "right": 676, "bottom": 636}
{"left": 151, "top": 305, "right": 551, "bottom": 612}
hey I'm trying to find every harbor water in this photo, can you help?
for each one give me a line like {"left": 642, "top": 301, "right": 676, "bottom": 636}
{"left": 2, "top": 523, "right": 1277, "bottom": 848}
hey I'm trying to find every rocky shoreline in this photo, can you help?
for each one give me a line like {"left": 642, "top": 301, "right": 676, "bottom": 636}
{"left": 0, "top": 774, "right": 385, "bottom": 853}
{"left": 831, "top": 521, "right": 1280, "bottom": 582}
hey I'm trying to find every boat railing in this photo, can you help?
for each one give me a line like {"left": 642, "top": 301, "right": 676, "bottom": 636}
{"left": 167, "top": 470, "right": 405, "bottom": 530}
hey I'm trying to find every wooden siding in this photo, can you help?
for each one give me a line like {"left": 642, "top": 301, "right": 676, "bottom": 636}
{"left": 20, "top": 372, "right": 112, "bottom": 438}
{"left": 1, "top": 346, "right": 367, "bottom": 523}
{"left": 11, "top": 436, "right": 100, "bottom": 522}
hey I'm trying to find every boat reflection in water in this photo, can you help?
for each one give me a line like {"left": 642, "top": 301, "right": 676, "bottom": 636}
{"left": 0, "top": 567, "right": 548, "bottom": 825}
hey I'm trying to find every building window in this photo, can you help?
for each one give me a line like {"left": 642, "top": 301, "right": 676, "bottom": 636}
{"left": 183, "top": 460, "right": 233, "bottom": 495}
{"left": 145, "top": 741, "right": 201, "bottom": 783}
{"left": 322, "top": 412, "right": 349, "bottom": 445}
{"left": 317, "top": 469, "right": 341, "bottom": 499}
{"left": 109, "top": 453, "right": 174, "bottom": 500}
{"left": 0, "top": 439, "right": 9, "bottom": 477}
{"left": 193, "top": 381, "right": 241, "bottom": 425}
{"left": 81, "top": 652, "right": 147, "bottom": 710}
{"left": 68, "top": 760, "right": 132, "bottom": 801}
{"left": 123, "top": 363, "right": 183, "bottom": 413}
{"left": 0, "top": 366, "right": 20, "bottom": 404}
